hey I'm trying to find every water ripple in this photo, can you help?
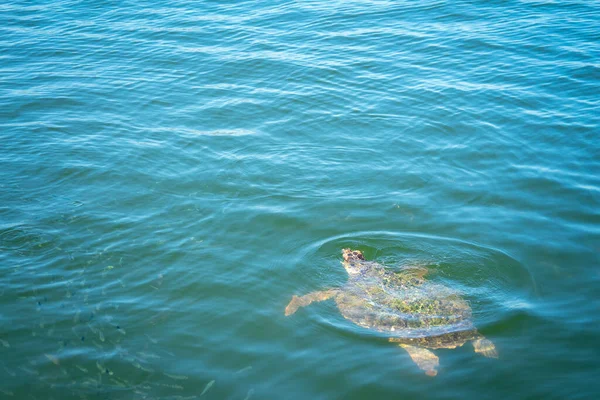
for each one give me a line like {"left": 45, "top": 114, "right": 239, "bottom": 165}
{"left": 1, "top": 0, "right": 599, "bottom": 398}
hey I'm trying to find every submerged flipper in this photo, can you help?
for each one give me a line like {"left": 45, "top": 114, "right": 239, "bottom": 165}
{"left": 391, "top": 265, "right": 430, "bottom": 286}
{"left": 472, "top": 337, "right": 498, "bottom": 358}
{"left": 393, "top": 341, "right": 439, "bottom": 376}
{"left": 284, "top": 290, "right": 338, "bottom": 316}
{"left": 400, "top": 266, "right": 428, "bottom": 280}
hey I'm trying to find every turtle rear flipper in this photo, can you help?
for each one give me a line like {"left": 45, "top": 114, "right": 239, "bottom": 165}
{"left": 392, "top": 341, "right": 439, "bottom": 376}
{"left": 473, "top": 337, "right": 498, "bottom": 358}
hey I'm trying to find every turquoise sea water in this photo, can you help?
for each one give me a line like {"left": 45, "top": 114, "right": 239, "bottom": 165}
{"left": 1, "top": 0, "right": 599, "bottom": 399}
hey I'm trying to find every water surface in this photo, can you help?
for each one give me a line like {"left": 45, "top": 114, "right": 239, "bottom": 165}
{"left": 1, "top": 1, "right": 599, "bottom": 399}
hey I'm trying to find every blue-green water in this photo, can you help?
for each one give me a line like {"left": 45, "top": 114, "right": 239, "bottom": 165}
{"left": 1, "top": 0, "right": 599, "bottom": 399}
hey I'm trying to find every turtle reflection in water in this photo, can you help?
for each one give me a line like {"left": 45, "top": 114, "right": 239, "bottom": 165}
{"left": 285, "top": 249, "right": 497, "bottom": 376}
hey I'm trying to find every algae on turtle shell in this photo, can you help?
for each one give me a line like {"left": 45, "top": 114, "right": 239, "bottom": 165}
{"left": 285, "top": 249, "right": 497, "bottom": 376}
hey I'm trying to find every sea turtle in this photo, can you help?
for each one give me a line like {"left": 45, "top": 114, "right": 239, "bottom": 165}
{"left": 285, "top": 249, "right": 497, "bottom": 376}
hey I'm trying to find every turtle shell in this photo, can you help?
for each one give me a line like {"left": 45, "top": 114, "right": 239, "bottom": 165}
{"left": 335, "top": 268, "right": 477, "bottom": 348}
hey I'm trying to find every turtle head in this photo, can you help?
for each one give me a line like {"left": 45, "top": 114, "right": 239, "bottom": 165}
{"left": 342, "top": 249, "right": 366, "bottom": 275}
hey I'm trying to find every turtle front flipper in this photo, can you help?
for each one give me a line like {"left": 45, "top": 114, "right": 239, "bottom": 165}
{"left": 285, "top": 290, "right": 338, "bottom": 316}
{"left": 472, "top": 336, "right": 498, "bottom": 358}
{"left": 395, "top": 266, "right": 429, "bottom": 284}
{"left": 392, "top": 341, "right": 439, "bottom": 376}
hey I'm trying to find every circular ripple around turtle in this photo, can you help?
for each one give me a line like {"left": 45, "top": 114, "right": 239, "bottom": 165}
{"left": 296, "top": 231, "right": 535, "bottom": 339}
